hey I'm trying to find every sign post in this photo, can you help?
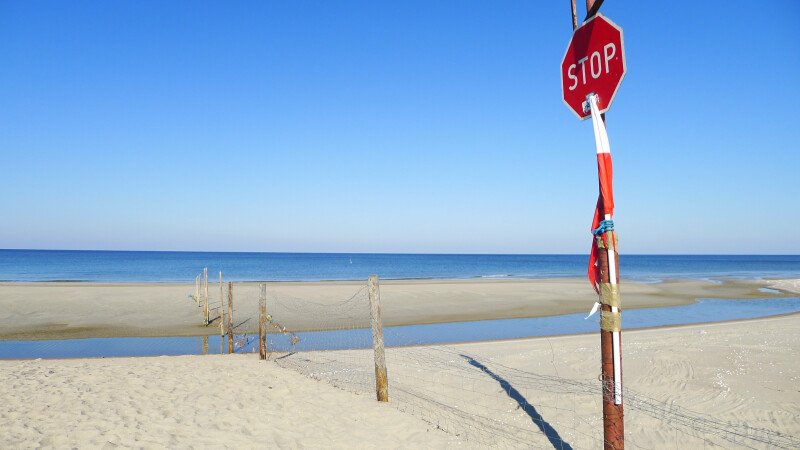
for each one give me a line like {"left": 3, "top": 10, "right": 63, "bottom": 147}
{"left": 563, "top": 4, "right": 625, "bottom": 449}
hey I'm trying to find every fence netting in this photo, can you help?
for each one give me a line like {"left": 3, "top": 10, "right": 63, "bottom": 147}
{"left": 215, "top": 281, "right": 799, "bottom": 449}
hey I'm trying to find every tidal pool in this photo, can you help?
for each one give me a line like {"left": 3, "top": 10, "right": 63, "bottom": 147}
{"left": 1, "top": 297, "right": 798, "bottom": 359}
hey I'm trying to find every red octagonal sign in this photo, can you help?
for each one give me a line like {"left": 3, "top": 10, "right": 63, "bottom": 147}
{"left": 561, "top": 14, "right": 626, "bottom": 120}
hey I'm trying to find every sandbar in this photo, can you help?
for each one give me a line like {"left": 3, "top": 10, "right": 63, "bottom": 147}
{"left": 1, "top": 277, "right": 796, "bottom": 340}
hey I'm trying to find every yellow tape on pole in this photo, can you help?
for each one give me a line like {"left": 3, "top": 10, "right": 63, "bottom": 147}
{"left": 600, "top": 310, "right": 621, "bottom": 332}
{"left": 599, "top": 283, "right": 621, "bottom": 308}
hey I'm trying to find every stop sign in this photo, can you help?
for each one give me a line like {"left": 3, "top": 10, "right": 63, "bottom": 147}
{"left": 561, "top": 14, "right": 626, "bottom": 120}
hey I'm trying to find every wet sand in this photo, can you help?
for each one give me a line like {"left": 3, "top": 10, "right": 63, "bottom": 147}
{"left": 1, "top": 277, "right": 796, "bottom": 340}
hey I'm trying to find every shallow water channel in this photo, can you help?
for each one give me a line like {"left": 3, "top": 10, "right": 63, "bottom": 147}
{"left": 1, "top": 297, "right": 798, "bottom": 359}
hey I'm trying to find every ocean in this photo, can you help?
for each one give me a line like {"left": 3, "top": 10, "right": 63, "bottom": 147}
{"left": 1, "top": 250, "right": 799, "bottom": 283}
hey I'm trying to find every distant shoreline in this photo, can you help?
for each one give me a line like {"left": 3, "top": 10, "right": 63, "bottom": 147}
{"left": 1, "top": 273, "right": 798, "bottom": 284}
{"left": 3, "top": 248, "right": 800, "bottom": 256}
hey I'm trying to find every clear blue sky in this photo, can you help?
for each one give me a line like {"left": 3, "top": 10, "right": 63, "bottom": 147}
{"left": 1, "top": 1, "right": 798, "bottom": 254}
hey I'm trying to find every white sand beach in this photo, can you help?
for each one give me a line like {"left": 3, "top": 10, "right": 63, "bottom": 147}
{"left": 2, "top": 313, "right": 799, "bottom": 448}
{"left": 1, "top": 277, "right": 799, "bottom": 447}
{"left": 0, "top": 354, "right": 453, "bottom": 448}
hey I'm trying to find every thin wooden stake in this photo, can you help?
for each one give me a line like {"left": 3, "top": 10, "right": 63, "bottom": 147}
{"left": 219, "top": 271, "right": 224, "bottom": 336}
{"left": 227, "top": 282, "right": 234, "bottom": 354}
{"left": 368, "top": 275, "right": 388, "bottom": 402}
{"left": 259, "top": 283, "right": 267, "bottom": 360}
{"left": 203, "top": 267, "right": 209, "bottom": 325}
{"left": 195, "top": 275, "right": 200, "bottom": 305}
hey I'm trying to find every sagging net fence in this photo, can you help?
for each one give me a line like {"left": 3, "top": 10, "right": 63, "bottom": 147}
{"left": 201, "top": 279, "right": 800, "bottom": 449}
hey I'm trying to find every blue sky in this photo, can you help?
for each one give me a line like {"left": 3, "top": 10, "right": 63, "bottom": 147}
{"left": 1, "top": 1, "right": 798, "bottom": 254}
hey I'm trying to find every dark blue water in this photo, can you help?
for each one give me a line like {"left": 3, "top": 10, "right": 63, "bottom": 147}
{"left": 2, "top": 297, "right": 798, "bottom": 359}
{"left": 1, "top": 250, "right": 799, "bottom": 282}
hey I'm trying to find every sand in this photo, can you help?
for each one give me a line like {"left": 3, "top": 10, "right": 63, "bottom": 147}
{"left": 2, "top": 277, "right": 798, "bottom": 447}
{"left": 768, "top": 278, "right": 800, "bottom": 294}
{"left": 0, "top": 354, "right": 454, "bottom": 448}
{"left": 2, "top": 314, "right": 798, "bottom": 448}
{"left": 452, "top": 313, "right": 800, "bottom": 448}
{"left": 0, "top": 277, "right": 790, "bottom": 340}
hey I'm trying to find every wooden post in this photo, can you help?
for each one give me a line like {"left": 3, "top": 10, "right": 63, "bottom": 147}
{"left": 219, "top": 271, "right": 224, "bottom": 336}
{"left": 368, "top": 275, "right": 388, "bottom": 402}
{"left": 259, "top": 283, "right": 267, "bottom": 360}
{"left": 203, "top": 267, "right": 209, "bottom": 325}
{"left": 227, "top": 282, "right": 234, "bottom": 354}
{"left": 195, "top": 275, "right": 200, "bottom": 305}
{"left": 219, "top": 272, "right": 224, "bottom": 354}
{"left": 582, "top": 1, "right": 623, "bottom": 448}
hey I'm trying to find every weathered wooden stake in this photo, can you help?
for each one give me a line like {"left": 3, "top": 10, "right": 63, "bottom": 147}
{"left": 227, "top": 282, "right": 234, "bottom": 354}
{"left": 368, "top": 275, "right": 388, "bottom": 402}
{"left": 195, "top": 275, "right": 200, "bottom": 305}
{"left": 203, "top": 267, "right": 209, "bottom": 325}
{"left": 219, "top": 271, "right": 224, "bottom": 336}
{"left": 259, "top": 283, "right": 267, "bottom": 360}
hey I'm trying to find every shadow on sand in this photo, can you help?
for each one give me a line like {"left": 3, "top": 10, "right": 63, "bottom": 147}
{"left": 462, "top": 354, "right": 573, "bottom": 450}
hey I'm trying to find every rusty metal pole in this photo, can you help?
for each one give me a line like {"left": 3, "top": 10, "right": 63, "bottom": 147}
{"left": 578, "top": 1, "right": 624, "bottom": 448}
{"left": 570, "top": 0, "right": 578, "bottom": 29}
{"left": 597, "top": 231, "right": 624, "bottom": 449}
{"left": 586, "top": 0, "right": 606, "bottom": 21}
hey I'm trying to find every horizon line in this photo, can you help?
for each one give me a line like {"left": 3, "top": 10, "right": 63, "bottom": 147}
{"left": 1, "top": 248, "right": 799, "bottom": 257}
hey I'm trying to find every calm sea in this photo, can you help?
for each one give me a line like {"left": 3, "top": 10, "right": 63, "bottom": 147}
{"left": 0, "top": 250, "right": 798, "bottom": 283}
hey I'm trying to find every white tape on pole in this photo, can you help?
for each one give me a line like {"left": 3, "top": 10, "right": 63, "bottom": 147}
{"left": 589, "top": 94, "right": 623, "bottom": 405}
{"left": 588, "top": 94, "right": 611, "bottom": 155}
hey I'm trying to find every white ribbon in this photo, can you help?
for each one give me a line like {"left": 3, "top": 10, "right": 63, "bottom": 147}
{"left": 585, "top": 301, "right": 601, "bottom": 320}
{"left": 584, "top": 93, "right": 609, "bottom": 322}
{"left": 587, "top": 94, "right": 610, "bottom": 155}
